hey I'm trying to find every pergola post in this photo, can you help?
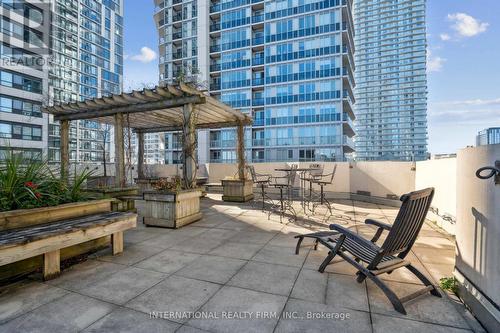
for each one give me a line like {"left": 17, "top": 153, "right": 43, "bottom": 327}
{"left": 237, "top": 120, "right": 246, "bottom": 180}
{"left": 60, "top": 119, "right": 70, "bottom": 183}
{"left": 114, "top": 113, "right": 125, "bottom": 187}
{"left": 182, "top": 103, "right": 197, "bottom": 189}
{"left": 137, "top": 132, "right": 145, "bottom": 179}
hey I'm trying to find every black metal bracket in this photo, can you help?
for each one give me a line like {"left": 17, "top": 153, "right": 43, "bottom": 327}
{"left": 476, "top": 160, "right": 500, "bottom": 185}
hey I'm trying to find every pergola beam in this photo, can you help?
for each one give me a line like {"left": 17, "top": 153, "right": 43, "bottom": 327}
{"left": 53, "top": 95, "right": 204, "bottom": 121}
{"left": 133, "top": 119, "right": 252, "bottom": 134}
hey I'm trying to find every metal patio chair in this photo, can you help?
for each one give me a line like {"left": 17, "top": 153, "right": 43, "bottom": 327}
{"left": 271, "top": 164, "right": 298, "bottom": 222}
{"left": 246, "top": 165, "right": 273, "bottom": 212}
{"left": 295, "top": 187, "right": 440, "bottom": 315}
{"left": 300, "top": 163, "right": 324, "bottom": 206}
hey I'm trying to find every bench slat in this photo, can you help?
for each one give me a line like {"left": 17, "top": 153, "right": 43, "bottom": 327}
{"left": 0, "top": 214, "right": 136, "bottom": 266}
{"left": 0, "top": 212, "right": 136, "bottom": 249}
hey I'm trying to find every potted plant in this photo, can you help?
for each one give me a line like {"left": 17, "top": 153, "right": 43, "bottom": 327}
{"left": 137, "top": 176, "right": 203, "bottom": 229}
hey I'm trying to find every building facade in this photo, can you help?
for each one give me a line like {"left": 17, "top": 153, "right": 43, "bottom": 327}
{"left": 477, "top": 127, "right": 500, "bottom": 146}
{"left": 0, "top": 1, "right": 49, "bottom": 160}
{"left": 0, "top": 0, "right": 123, "bottom": 164}
{"left": 354, "top": 0, "right": 428, "bottom": 161}
{"left": 155, "top": 0, "right": 356, "bottom": 164}
{"left": 47, "top": 0, "right": 123, "bottom": 164}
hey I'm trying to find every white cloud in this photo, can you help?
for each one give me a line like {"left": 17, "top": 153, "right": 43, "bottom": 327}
{"left": 130, "top": 47, "right": 157, "bottom": 63}
{"left": 427, "top": 50, "right": 446, "bottom": 72}
{"left": 428, "top": 97, "right": 500, "bottom": 153}
{"left": 439, "top": 33, "right": 451, "bottom": 41}
{"left": 447, "top": 13, "right": 489, "bottom": 38}
{"left": 429, "top": 98, "right": 500, "bottom": 125}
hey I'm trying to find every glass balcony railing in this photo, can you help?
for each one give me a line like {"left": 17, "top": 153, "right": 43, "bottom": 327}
{"left": 252, "top": 14, "right": 264, "bottom": 23}
{"left": 252, "top": 56, "right": 264, "bottom": 66}
{"left": 210, "top": 44, "right": 221, "bottom": 53}
{"left": 252, "top": 78, "right": 264, "bottom": 86}
{"left": 172, "top": 31, "right": 182, "bottom": 40}
{"left": 253, "top": 118, "right": 265, "bottom": 126}
{"left": 252, "top": 98, "right": 265, "bottom": 106}
{"left": 210, "top": 23, "right": 220, "bottom": 32}
{"left": 173, "top": 0, "right": 182, "bottom": 4}
{"left": 210, "top": 64, "right": 221, "bottom": 72}
{"left": 252, "top": 36, "right": 264, "bottom": 45}
{"left": 172, "top": 13, "right": 182, "bottom": 22}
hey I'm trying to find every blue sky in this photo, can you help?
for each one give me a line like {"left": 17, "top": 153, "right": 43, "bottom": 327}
{"left": 123, "top": 0, "right": 499, "bottom": 154}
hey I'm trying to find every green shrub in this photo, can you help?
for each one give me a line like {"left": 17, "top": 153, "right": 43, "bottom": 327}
{"left": 439, "top": 276, "right": 459, "bottom": 294}
{"left": 0, "top": 153, "right": 94, "bottom": 212}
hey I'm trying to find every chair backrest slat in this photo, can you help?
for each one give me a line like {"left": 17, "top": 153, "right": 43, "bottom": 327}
{"left": 309, "top": 163, "right": 324, "bottom": 177}
{"left": 378, "top": 188, "right": 434, "bottom": 258}
{"left": 329, "top": 164, "right": 338, "bottom": 183}
{"left": 246, "top": 165, "right": 257, "bottom": 182}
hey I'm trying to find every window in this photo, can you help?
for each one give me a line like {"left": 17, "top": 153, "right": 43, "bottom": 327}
{"left": 0, "top": 121, "right": 42, "bottom": 141}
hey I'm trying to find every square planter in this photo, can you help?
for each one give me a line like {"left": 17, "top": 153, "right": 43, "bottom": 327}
{"left": 138, "top": 189, "right": 203, "bottom": 229}
{"left": 222, "top": 179, "right": 254, "bottom": 202}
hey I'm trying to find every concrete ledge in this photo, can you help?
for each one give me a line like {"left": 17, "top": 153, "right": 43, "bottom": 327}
{"left": 454, "top": 269, "right": 500, "bottom": 333}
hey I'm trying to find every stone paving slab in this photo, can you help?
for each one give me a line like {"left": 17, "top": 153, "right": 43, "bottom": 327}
{"left": 0, "top": 194, "right": 483, "bottom": 333}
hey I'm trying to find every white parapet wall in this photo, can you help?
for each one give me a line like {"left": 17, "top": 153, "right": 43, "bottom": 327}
{"left": 454, "top": 144, "right": 500, "bottom": 333}
{"left": 78, "top": 160, "right": 460, "bottom": 235}
{"left": 416, "top": 157, "right": 457, "bottom": 234}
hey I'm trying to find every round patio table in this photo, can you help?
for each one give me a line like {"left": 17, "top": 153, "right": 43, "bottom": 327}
{"left": 274, "top": 167, "right": 320, "bottom": 210}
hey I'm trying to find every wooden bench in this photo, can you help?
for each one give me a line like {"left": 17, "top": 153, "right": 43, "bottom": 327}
{"left": 0, "top": 211, "right": 136, "bottom": 280}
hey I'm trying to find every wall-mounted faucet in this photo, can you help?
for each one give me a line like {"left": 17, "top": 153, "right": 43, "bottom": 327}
{"left": 476, "top": 160, "right": 500, "bottom": 185}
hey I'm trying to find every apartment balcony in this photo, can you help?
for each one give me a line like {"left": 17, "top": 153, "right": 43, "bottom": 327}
{"left": 253, "top": 118, "right": 265, "bottom": 126}
{"left": 210, "top": 79, "right": 221, "bottom": 91}
{"left": 172, "top": 51, "right": 183, "bottom": 60}
{"left": 252, "top": 56, "right": 264, "bottom": 66}
{"left": 252, "top": 78, "right": 264, "bottom": 86}
{"left": 252, "top": 98, "right": 265, "bottom": 106}
{"left": 210, "top": 23, "right": 221, "bottom": 32}
{"left": 172, "top": 0, "right": 182, "bottom": 4}
{"left": 172, "top": 31, "right": 182, "bottom": 40}
{"left": 210, "top": 44, "right": 221, "bottom": 53}
{"left": 210, "top": 63, "right": 221, "bottom": 72}
{"left": 251, "top": 14, "right": 264, "bottom": 24}
{"left": 252, "top": 36, "right": 264, "bottom": 46}
{"left": 342, "top": 135, "right": 355, "bottom": 152}
{"left": 172, "top": 13, "right": 182, "bottom": 22}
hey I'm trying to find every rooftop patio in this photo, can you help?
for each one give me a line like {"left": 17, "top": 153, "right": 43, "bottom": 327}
{"left": 0, "top": 194, "right": 484, "bottom": 333}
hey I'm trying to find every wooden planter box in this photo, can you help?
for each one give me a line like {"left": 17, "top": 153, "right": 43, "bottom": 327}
{"left": 84, "top": 187, "right": 138, "bottom": 199}
{"left": 137, "top": 189, "right": 202, "bottom": 229}
{"left": 0, "top": 199, "right": 116, "bottom": 283}
{"left": 222, "top": 179, "right": 254, "bottom": 202}
{"left": 135, "top": 178, "right": 160, "bottom": 194}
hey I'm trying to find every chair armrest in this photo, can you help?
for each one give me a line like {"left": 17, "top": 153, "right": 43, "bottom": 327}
{"left": 365, "top": 219, "right": 392, "bottom": 230}
{"left": 364, "top": 219, "right": 391, "bottom": 243}
{"left": 329, "top": 224, "right": 380, "bottom": 251}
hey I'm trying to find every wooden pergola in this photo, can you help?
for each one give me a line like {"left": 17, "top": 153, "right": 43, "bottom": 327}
{"left": 43, "top": 83, "right": 252, "bottom": 188}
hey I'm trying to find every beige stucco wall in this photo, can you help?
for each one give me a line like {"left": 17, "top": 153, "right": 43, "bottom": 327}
{"left": 350, "top": 161, "right": 416, "bottom": 198}
{"left": 416, "top": 158, "right": 457, "bottom": 233}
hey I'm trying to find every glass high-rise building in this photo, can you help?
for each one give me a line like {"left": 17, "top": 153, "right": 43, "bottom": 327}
{"left": 354, "top": 0, "right": 428, "bottom": 161}
{"left": 155, "top": 0, "right": 356, "bottom": 164}
{"left": 0, "top": 0, "right": 123, "bottom": 164}
{"left": 47, "top": 0, "right": 124, "bottom": 164}
{"left": 0, "top": 1, "right": 49, "bottom": 160}
{"left": 477, "top": 127, "right": 500, "bottom": 146}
